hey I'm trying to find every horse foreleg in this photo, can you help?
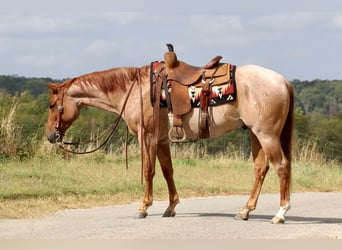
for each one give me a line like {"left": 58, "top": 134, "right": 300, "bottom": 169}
{"left": 236, "top": 131, "right": 269, "bottom": 221}
{"left": 135, "top": 140, "right": 157, "bottom": 219}
{"left": 157, "top": 142, "right": 179, "bottom": 217}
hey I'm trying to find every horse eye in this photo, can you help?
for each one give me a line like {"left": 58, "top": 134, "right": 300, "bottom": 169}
{"left": 49, "top": 104, "right": 56, "bottom": 109}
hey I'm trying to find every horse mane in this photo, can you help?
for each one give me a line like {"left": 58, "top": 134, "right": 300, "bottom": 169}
{"left": 74, "top": 67, "right": 138, "bottom": 95}
{"left": 58, "top": 66, "right": 148, "bottom": 95}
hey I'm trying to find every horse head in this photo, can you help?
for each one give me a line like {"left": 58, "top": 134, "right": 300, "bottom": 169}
{"left": 45, "top": 81, "right": 81, "bottom": 143}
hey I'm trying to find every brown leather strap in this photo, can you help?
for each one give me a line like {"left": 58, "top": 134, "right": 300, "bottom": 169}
{"left": 198, "top": 73, "right": 213, "bottom": 138}
{"left": 162, "top": 76, "right": 172, "bottom": 112}
{"left": 153, "top": 75, "right": 163, "bottom": 145}
{"left": 138, "top": 69, "right": 145, "bottom": 185}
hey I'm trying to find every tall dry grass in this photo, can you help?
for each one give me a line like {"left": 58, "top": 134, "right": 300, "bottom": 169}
{"left": 0, "top": 93, "right": 25, "bottom": 158}
{"left": 293, "top": 137, "right": 339, "bottom": 166}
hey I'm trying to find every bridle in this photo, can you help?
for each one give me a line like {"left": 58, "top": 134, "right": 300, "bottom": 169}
{"left": 54, "top": 89, "right": 65, "bottom": 143}
{"left": 54, "top": 69, "right": 141, "bottom": 155}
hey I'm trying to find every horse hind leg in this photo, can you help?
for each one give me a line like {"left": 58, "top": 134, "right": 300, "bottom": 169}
{"left": 269, "top": 149, "right": 291, "bottom": 224}
{"left": 260, "top": 136, "right": 291, "bottom": 224}
{"left": 235, "top": 130, "right": 270, "bottom": 221}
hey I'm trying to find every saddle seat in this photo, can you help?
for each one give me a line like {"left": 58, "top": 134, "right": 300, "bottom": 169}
{"left": 165, "top": 55, "right": 228, "bottom": 87}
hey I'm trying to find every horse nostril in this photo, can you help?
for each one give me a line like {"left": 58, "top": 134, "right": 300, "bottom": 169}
{"left": 55, "top": 133, "right": 61, "bottom": 142}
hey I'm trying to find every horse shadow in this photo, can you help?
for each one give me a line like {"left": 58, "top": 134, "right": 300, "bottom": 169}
{"left": 172, "top": 212, "right": 342, "bottom": 225}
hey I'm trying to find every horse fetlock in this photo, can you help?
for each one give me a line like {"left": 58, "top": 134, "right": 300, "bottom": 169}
{"left": 135, "top": 199, "right": 153, "bottom": 219}
{"left": 141, "top": 198, "right": 153, "bottom": 208}
{"left": 170, "top": 196, "right": 180, "bottom": 206}
{"left": 271, "top": 203, "right": 290, "bottom": 224}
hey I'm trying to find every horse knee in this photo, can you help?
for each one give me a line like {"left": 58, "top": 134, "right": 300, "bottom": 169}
{"left": 144, "top": 167, "right": 155, "bottom": 178}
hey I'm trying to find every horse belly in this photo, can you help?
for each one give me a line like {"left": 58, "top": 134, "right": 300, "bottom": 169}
{"left": 181, "top": 105, "right": 243, "bottom": 139}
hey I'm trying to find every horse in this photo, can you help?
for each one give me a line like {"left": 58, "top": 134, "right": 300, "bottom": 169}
{"left": 45, "top": 54, "right": 294, "bottom": 224}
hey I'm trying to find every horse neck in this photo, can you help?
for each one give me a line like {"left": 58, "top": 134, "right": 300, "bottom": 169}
{"left": 67, "top": 67, "right": 141, "bottom": 114}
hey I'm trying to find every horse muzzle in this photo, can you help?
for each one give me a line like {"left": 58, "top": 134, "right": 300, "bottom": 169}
{"left": 47, "top": 130, "right": 63, "bottom": 144}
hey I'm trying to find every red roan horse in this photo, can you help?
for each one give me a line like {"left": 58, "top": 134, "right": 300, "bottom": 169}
{"left": 45, "top": 46, "right": 294, "bottom": 224}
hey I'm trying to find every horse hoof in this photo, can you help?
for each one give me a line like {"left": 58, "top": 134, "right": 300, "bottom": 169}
{"left": 234, "top": 212, "right": 249, "bottom": 221}
{"left": 162, "top": 210, "right": 176, "bottom": 217}
{"left": 134, "top": 211, "right": 148, "bottom": 219}
{"left": 270, "top": 216, "right": 285, "bottom": 224}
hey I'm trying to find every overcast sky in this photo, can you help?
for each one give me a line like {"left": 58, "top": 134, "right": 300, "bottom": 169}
{"left": 1, "top": 0, "right": 342, "bottom": 80}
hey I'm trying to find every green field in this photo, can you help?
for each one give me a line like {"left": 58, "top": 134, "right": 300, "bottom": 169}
{"left": 1, "top": 146, "right": 341, "bottom": 219}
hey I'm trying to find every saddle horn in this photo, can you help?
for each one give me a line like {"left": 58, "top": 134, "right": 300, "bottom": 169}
{"left": 165, "top": 43, "right": 178, "bottom": 68}
{"left": 166, "top": 43, "right": 174, "bottom": 52}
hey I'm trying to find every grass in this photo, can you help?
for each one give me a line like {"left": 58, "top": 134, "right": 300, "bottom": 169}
{"left": 0, "top": 93, "right": 24, "bottom": 158}
{"left": 1, "top": 148, "right": 341, "bottom": 219}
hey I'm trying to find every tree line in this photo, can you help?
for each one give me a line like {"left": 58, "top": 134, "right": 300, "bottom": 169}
{"left": 1, "top": 75, "right": 341, "bottom": 163}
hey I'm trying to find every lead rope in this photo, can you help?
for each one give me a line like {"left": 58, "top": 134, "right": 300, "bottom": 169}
{"left": 125, "top": 125, "right": 129, "bottom": 170}
{"left": 138, "top": 69, "right": 160, "bottom": 186}
{"left": 138, "top": 69, "right": 145, "bottom": 185}
{"left": 62, "top": 124, "right": 117, "bottom": 147}
{"left": 58, "top": 115, "right": 122, "bottom": 154}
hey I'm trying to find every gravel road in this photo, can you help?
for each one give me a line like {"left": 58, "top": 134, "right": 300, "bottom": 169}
{"left": 0, "top": 192, "right": 341, "bottom": 239}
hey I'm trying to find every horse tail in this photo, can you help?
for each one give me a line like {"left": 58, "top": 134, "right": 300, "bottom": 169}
{"left": 281, "top": 80, "right": 294, "bottom": 180}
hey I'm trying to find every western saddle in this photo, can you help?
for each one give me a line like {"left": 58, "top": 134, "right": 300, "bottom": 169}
{"left": 153, "top": 44, "right": 236, "bottom": 142}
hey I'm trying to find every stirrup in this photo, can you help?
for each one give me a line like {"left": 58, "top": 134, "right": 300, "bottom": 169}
{"left": 168, "top": 126, "right": 186, "bottom": 143}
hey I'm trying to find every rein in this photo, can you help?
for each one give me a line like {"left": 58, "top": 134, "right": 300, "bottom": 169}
{"left": 56, "top": 69, "right": 140, "bottom": 156}
{"left": 57, "top": 114, "right": 124, "bottom": 154}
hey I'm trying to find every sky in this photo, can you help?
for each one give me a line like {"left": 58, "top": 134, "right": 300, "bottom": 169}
{"left": 1, "top": 0, "right": 342, "bottom": 81}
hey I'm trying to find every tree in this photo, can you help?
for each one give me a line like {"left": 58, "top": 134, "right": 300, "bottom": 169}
{"left": 294, "top": 107, "right": 309, "bottom": 137}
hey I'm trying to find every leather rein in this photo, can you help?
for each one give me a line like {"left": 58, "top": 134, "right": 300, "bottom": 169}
{"left": 55, "top": 69, "right": 141, "bottom": 156}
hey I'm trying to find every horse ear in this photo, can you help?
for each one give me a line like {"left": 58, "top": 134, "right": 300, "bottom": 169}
{"left": 47, "top": 82, "right": 60, "bottom": 94}
{"left": 47, "top": 82, "right": 58, "bottom": 90}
